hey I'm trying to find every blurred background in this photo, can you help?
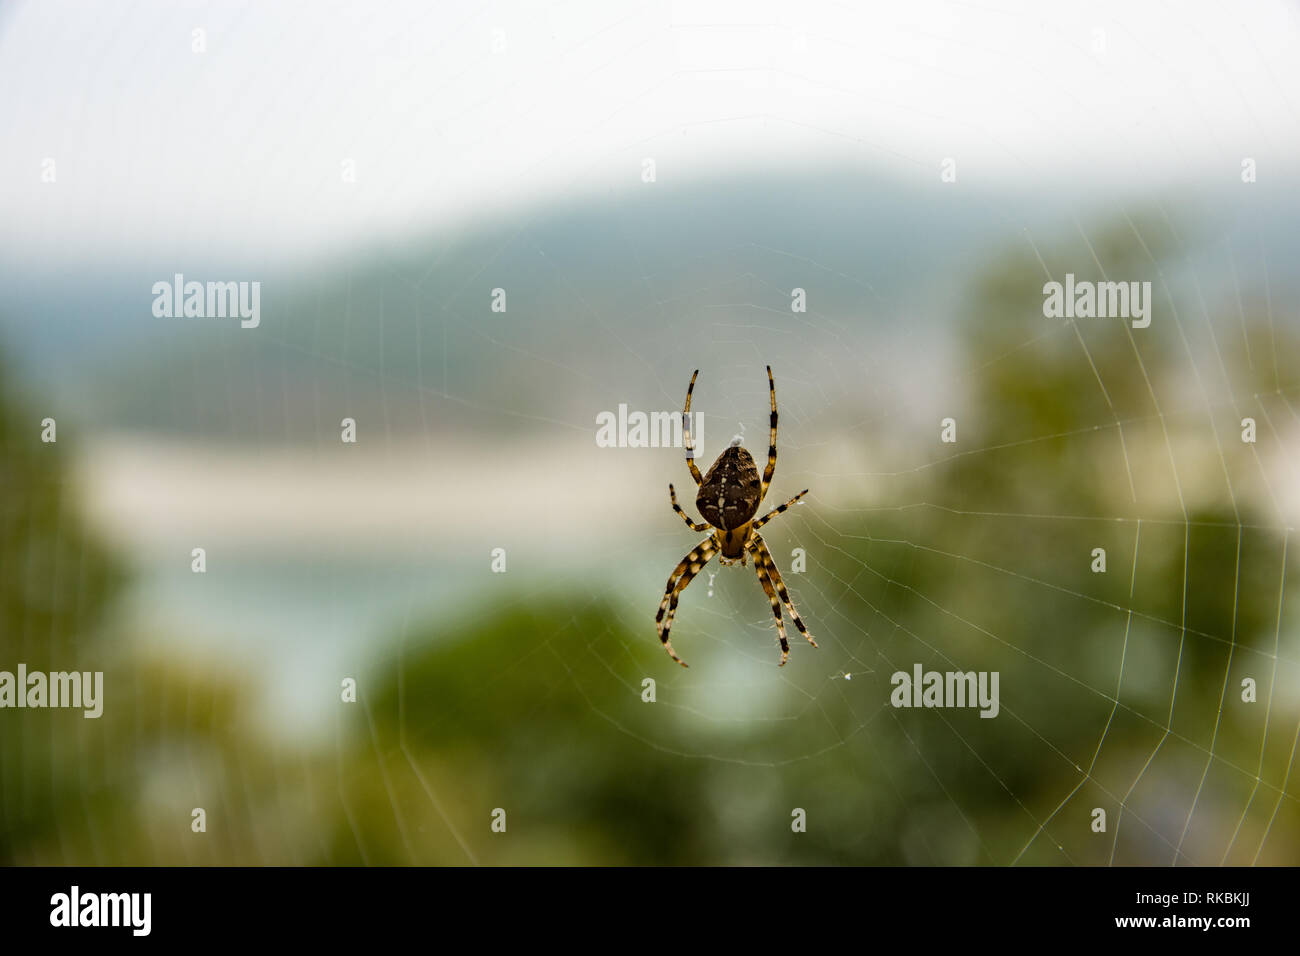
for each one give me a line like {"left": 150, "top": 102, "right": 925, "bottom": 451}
{"left": 2, "top": 0, "right": 1299, "bottom": 864}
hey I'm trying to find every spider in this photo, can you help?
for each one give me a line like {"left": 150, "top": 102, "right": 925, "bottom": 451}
{"left": 655, "top": 366, "right": 816, "bottom": 667}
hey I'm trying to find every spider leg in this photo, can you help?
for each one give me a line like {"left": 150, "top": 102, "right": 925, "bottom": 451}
{"left": 682, "top": 369, "right": 704, "bottom": 486}
{"left": 752, "top": 532, "right": 816, "bottom": 650}
{"left": 669, "top": 483, "right": 710, "bottom": 531}
{"left": 752, "top": 553, "right": 790, "bottom": 665}
{"left": 752, "top": 488, "right": 808, "bottom": 531}
{"left": 655, "top": 535, "right": 718, "bottom": 666}
{"left": 759, "top": 365, "right": 778, "bottom": 502}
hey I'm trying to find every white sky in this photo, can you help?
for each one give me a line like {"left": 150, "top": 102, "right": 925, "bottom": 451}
{"left": 1, "top": 0, "right": 1298, "bottom": 263}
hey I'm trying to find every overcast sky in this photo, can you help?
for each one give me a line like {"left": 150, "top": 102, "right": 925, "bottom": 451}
{"left": 2, "top": 0, "right": 1298, "bottom": 265}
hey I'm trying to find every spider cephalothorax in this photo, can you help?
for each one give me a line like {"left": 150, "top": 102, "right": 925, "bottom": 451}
{"left": 655, "top": 366, "right": 816, "bottom": 666}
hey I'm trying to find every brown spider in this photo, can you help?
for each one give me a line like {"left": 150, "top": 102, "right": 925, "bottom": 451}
{"left": 655, "top": 366, "right": 816, "bottom": 667}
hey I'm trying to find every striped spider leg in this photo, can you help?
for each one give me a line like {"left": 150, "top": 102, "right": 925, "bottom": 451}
{"left": 655, "top": 534, "right": 718, "bottom": 667}
{"left": 750, "top": 530, "right": 815, "bottom": 659}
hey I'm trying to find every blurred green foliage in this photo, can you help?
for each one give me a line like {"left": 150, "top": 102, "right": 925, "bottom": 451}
{"left": 0, "top": 346, "right": 123, "bottom": 861}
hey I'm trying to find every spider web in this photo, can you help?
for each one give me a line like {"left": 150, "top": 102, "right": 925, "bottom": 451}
{"left": 319, "top": 191, "right": 1300, "bottom": 864}
{"left": 359, "top": 5, "right": 1300, "bottom": 866}
{"left": 438, "top": 214, "right": 1298, "bottom": 867}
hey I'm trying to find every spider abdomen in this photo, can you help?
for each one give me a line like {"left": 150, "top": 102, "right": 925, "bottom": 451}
{"left": 697, "top": 445, "right": 761, "bottom": 530}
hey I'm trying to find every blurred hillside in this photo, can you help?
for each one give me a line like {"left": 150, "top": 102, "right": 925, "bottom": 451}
{"left": 2, "top": 170, "right": 1296, "bottom": 443}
